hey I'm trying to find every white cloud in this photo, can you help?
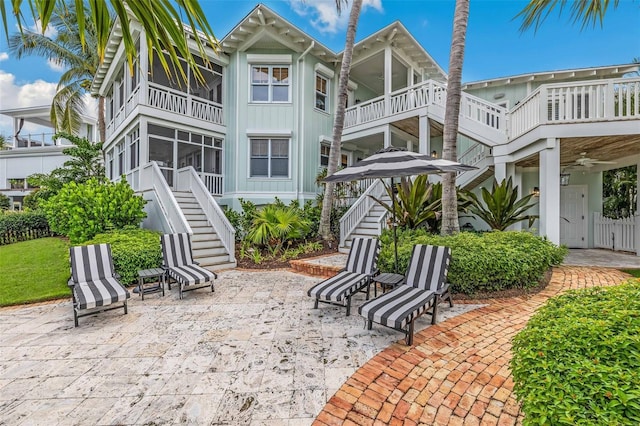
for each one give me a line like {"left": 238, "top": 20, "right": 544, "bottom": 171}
{"left": 28, "top": 19, "right": 58, "bottom": 38}
{"left": 0, "top": 70, "right": 58, "bottom": 137}
{"left": 0, "top": 52, "right": 8, "bottom": 62}
{"left": 289, "top": 0, "right": 383, "bottom": 34}
{"left": 47, "top": 58, "right": 65, "bottom": 72}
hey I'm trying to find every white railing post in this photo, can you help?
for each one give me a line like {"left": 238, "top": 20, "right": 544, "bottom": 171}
{"left": 538, "top": 85, "right": 548, "bottom": 125}
{"left": 605, "top": 80, "right": 615, "bottom": 119}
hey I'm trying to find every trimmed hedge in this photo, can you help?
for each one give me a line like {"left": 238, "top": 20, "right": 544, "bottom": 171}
{"left": 379, "top": 229, "right": 566, "bottom": 293}
{"left": 512, "top": 281, "right": 640, "bottom": 425}
{"left": 84, "top": 228, "right": 162, "bottom": 285}
{"left": 0, "top": 210, "right": 52, "bottom": 245}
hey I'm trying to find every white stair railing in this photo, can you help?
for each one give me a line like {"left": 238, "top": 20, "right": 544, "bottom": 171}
{"left": 176, "top": 167, "right": 236, "bottom": 263}
{"left": 339, "top": 179, "right": 386, "bottom": 247}
{"left": 139, "top": 162, "right": 192, "bottom": 235}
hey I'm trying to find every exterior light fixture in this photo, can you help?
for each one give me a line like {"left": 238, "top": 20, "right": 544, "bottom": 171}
{"left": 560, "top": 173, "right": 570, "bottom": 186}
{"left": 532, "top": 187, "right": 540, "bottom": 197}
{"left": 431, "top": 150, "right": 438, "bottom": 158}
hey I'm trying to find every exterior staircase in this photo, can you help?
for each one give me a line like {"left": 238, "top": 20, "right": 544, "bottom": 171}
{"left": 173, "top": 190, "right": 235, "bottom": 270}
{"left": 340, "top": 197, "right": 389, "bottom": 253}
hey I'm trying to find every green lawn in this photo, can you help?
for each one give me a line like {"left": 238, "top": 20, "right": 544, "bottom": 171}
{"left": 621, "top": 269, "right": 640, "bottom": 278}
{"left": 0, "top": 237, "right": 71, "bottom": 306}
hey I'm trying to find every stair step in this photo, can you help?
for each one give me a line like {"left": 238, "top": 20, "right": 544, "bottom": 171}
{"left": 193, "top": 246, "right": 228, "bottom": 257}
{"left": 194, "top": 253, "right": 231, "bottom": 265}
{"left": 185, "top": 214, "right": 207, "bottom": 221}
{"left": 188, "top": 220, "right": 210, "bottom": 228}
{"left": 181, "top": 207, "right": 203, "bottom": 215}
{"left": 351, "top": 228, "right": 381, "bottom": 237}
{"left": 358, "top": 222, "right": 379, "bottom": 229}
{"left": 191, "top": 232, "right": 219, "bottom": 242}
{"left": 191, "top": 226, "right": 216, "bottom": 235}
{"left": 200, "top": 261, "right": 237, "bottom": 272}
{"left": 192, "top": 239, "right": 223, "bottom": 250}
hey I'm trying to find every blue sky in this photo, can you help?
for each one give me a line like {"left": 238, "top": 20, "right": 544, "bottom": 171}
{"left": 0, "top": 0, "right": 638, "bottom": 135}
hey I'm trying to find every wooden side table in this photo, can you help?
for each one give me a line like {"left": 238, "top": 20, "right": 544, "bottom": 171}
{"left": 136, "top": 268, "right": 165, "bottom": 300}
{"left": 373, "top": 273, "right": 404, "bottom": 297}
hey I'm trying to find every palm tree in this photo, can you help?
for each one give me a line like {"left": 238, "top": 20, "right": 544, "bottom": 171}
{"left": 8, "top": 3, "right": 107, "bottom": 137}
{"left": 319, "top": 0, "right": 363, "bottom": 240}
{"left": 517, "top": 0, "right": 620, "bottom": 31}
{"left": 1, "top": 0, "right": 218, "bottom": 88}
{"left": 440, "top": 0, "right": 470, "bottom": 235}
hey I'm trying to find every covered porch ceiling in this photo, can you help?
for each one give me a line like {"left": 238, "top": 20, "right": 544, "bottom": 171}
{"left": 516, "top": 135, "right": 640, "bottom": 169}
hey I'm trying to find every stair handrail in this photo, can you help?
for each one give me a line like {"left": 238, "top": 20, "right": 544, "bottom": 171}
{"left": 139, "top": 161, "right": 192, "bottom": 235}
{"left": 176, "top": 166, "right": 236, "bottom": 263}
{"left": 339, "top": 179, "right": 386, "bottom": 247}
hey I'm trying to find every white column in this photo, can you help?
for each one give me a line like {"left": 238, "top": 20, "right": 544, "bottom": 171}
{"left": 406, "top": 140, "right": 413, "bottom": 151}
{"left": 383, "top": 125, "right": 391, "bottom": 148}
{"left": 419, "top": 115, "right": 430, "bottom": 154}
{"left": 494, "top": 159, "right": 507, "bottom": 182}
{"left": 384, "top": 46, "right": 392, "bottom": 115}
{"left": 539, "top": 138, "right": 561, "bottom": 245}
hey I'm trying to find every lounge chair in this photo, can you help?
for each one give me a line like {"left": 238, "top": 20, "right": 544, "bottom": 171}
{"left": 161, "top": 233, "right": 217, "bottom": 299}
{"left": 68, "top": 244, "right": 130, "bottom": 327}
{"left": 307, "top": 237, "right": 380, "bottom": 316}
{"left": 359, "top": 244, "right": 453, "bottom": 345}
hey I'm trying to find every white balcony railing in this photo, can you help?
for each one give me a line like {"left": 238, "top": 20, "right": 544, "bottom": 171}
{"left": 6, "top": 133, "right": 72, "bottom": 148}
{"left": 148, "top": 83, "right": 224, "bottom": 126}
{"left": 200, "top": 172, "right": 224, "bottom": 196}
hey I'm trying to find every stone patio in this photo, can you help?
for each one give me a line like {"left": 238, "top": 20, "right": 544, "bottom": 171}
{"left": 0, "top": 269, "right": 479, "bottom": 425}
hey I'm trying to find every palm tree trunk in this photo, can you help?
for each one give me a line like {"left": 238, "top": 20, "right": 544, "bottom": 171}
{"left": 441, "top": 0, "right": 469, "bottom": 236}
{"left": 319, "top": 0, "right": 363, "bottom": 240}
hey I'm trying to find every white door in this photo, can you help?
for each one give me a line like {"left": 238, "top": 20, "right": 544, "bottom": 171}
{"left": 560, "top": 185, "right": 588, "bottom": 248}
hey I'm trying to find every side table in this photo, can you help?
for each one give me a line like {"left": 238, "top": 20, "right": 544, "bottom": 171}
{"left": 373, "top": 273, "right": 404, "bottom": 297}
{"left": 135, "top": 268, "right": 165, "bottom": 300}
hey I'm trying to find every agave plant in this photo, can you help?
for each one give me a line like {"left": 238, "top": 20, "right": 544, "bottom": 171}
{"left": 246, "top": 204, "right": 311, "bottom": 254}
{"left": 462, "top": 177, "right": 538, "bottom": 231}
{"left": 370, "top": 175, "right": 441, "bottom": 230}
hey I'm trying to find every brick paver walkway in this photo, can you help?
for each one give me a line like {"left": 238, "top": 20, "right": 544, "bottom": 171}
{"left": 315, "top": 266, "right": 632, "bottom": 425}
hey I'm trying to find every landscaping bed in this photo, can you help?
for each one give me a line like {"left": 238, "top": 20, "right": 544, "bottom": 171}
{"left": 235, "top": 238, "right": 338, "bottom": 269}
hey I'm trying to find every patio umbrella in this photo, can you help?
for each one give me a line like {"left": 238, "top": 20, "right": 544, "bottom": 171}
{"left": 324, "top": 146, "right": 477, "bottom": 273}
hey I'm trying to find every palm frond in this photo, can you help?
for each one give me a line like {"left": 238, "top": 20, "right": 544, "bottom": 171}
{"left": 517, "top": 0, "right": 620, "bottom": 32}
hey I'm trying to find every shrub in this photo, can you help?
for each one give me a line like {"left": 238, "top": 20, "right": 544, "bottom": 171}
{"left": 246, "top": 204, "right": 310, "bottom": 254}
{"left": 84, "top": 228, "right": 162, "bottom": 285}
{"left": 0, "top": 193, "right": 10, "bottom": 210}
{"left": 42, "top": 178, "right": 146, "bottom": 244}
{"left": 511, "top": 281, "right": 640, "bottom": 425}
{"left": 379, "top": 229, "right": 567, "bottom": 293}
{"left": 0, "top": 210, "right": 52, "bottom": 245}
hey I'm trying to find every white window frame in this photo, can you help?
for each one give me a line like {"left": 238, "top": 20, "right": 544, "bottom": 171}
{"left": 249, "top": 64, "right": 292, "bottom": 103}
{"left": 320, "top": 144, "right": 330, "bottom": 167}
{"left": 315, "top": 73, "right": 330, "bottom": 113}
{"left": 249, "top": 137, "right": 291, "bottom": 179}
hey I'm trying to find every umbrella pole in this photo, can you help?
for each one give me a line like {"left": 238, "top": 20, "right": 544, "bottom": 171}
{"left": 391, "top": 177, "right": 399, "bottom": 274}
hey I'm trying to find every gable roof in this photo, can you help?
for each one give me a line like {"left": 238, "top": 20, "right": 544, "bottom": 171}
{"left": 462, "top": 64, "right": 640, "bottom": 90}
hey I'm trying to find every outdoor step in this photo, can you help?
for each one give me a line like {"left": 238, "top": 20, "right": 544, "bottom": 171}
{"left": 358, "top": 221, "right": 380, "bottom": 229}
{"left": 191, "top": 232, "right": 219, "bottom": 242}
{"left": 181, "top": 207, "right": 204, "bottom": 215}
{"left": 194, "top": 253, "right": 231, "bottom": 266}
{"left": 352, "top": 228, "right": 381, "bottom": 236}
{"left": 362, "top": 216, "right": 382, "bottom": 223}
{"left": 188, "top": 220, "right": 210, "bottom": 228}
{"left": 177, "top": 202, "right": 200, "bottom": 210}
{"left": 192, "top": 239, "right": 223, "bottom": 250}
{"left": 193, "top": 247, "right": 229, "bottom": 257}
{"left": 191, "top": 226, "right": 216, "bottom": 235}
{"left": 184, "top": 213, "right": 207, "bottom": 221}
{"left": 200, "top": 260, "right": 237, "bottom": 272}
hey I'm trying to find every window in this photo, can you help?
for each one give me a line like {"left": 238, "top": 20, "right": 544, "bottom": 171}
{"left": 128, "top": 128, "right": 140, "bottom": 170}
{"left": 116, "top": 141, "right": 125, "bottom": 176}
{"left": 320, "top": 145, "right": 330, "bottom": 167}
{"left": 106, "top": 150, "right": 114, "bottom": 179}
{"left": 341, "top": 154, "right": 348, "bottom": 168}
{"left": 315, "top": 74, "right": 329, "bottom": 111}
{"left": 251, "top": 66, "right": 290, "bottom": 103}
{"left": 250, "top": 138, "right": 289, "bottom": 178}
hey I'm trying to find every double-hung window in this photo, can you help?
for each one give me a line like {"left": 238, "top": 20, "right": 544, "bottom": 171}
{"left": 251, "top": 65, "right": 290, "bottom": 103}
{"left": 315, "top": 74, "right": 329, "bottom": 112}
{"left": 320, "top": 145, "right": 330, "bottom": 167}
{"left": 250, "top": 138, "right": 289, "bottom": 178}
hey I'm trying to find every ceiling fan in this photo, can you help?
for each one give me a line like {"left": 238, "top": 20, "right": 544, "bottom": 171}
{"left": 565, "top": 152, "right": 616, "bottom": 168}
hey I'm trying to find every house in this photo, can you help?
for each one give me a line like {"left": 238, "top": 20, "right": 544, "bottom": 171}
{"left": 0, "top": 105, "right": 97, "bottom": 210}
{"left": 90, "top": 4, "right": 640, "bottom": 268}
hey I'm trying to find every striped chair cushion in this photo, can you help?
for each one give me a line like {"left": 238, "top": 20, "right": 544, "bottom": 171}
{"left": 345, "top": 238, "right": 380, "bottom": 275}
{"left": 73, "top": 277, "right": 130, "bottom": 310}
{"left": 406, "top": 245, "right": 451, "bottom": 291}
{"left": 359, "top": 285, "right": 436, "bottom": 329}
{"left": 167, "top": 264, "right": 216, "bottom": 287}
{"left": 307, "top": 271, "right": 368, "bottom": 303}
{"left": 70, "top": 244, "right": 116, "bottom": 282}
{"left": 161, "top": 233, "right": 194, "bottom": 268}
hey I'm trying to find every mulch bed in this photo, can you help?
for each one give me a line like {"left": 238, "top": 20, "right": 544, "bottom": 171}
{"left": 235, "top": 239, "right": 339, "bottom": 270}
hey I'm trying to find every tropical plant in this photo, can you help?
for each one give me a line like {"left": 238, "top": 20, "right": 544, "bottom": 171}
{"left": 370, "top": 175, "right": 441, "bottom": 230}
{"left": 0, "top": 134, "right": 7, "bottom": 150}
{"left": 603, "top": 165, "right": 637, "bottom": 218}
{"left": 441, "top": 0, "right": 470, "bottom": 236}
{"left": 0, "top": 194, "right": 11, "bottom": 211}
{"left": 41, "top": 178, "right": 146, "bottom": 243}
{"left": 246, "top": 204, "right": 311, "bottom": 255}
{"left": 8, "top": 3, "right": 108, "bottom": 136}
{"left": 1, "top": 1, "right": 218, "bottom": 90}
{"left": 25, "top": 133, "right": 105, "bottom": 208}
{"left": 517, "top": 0, "right": 621, "bottom": 31}
{"left": 319, "top": 0, "right": 363, "bottom": 240}
{"left": 462, "top": 177, "right": 538, "bottom": 231}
